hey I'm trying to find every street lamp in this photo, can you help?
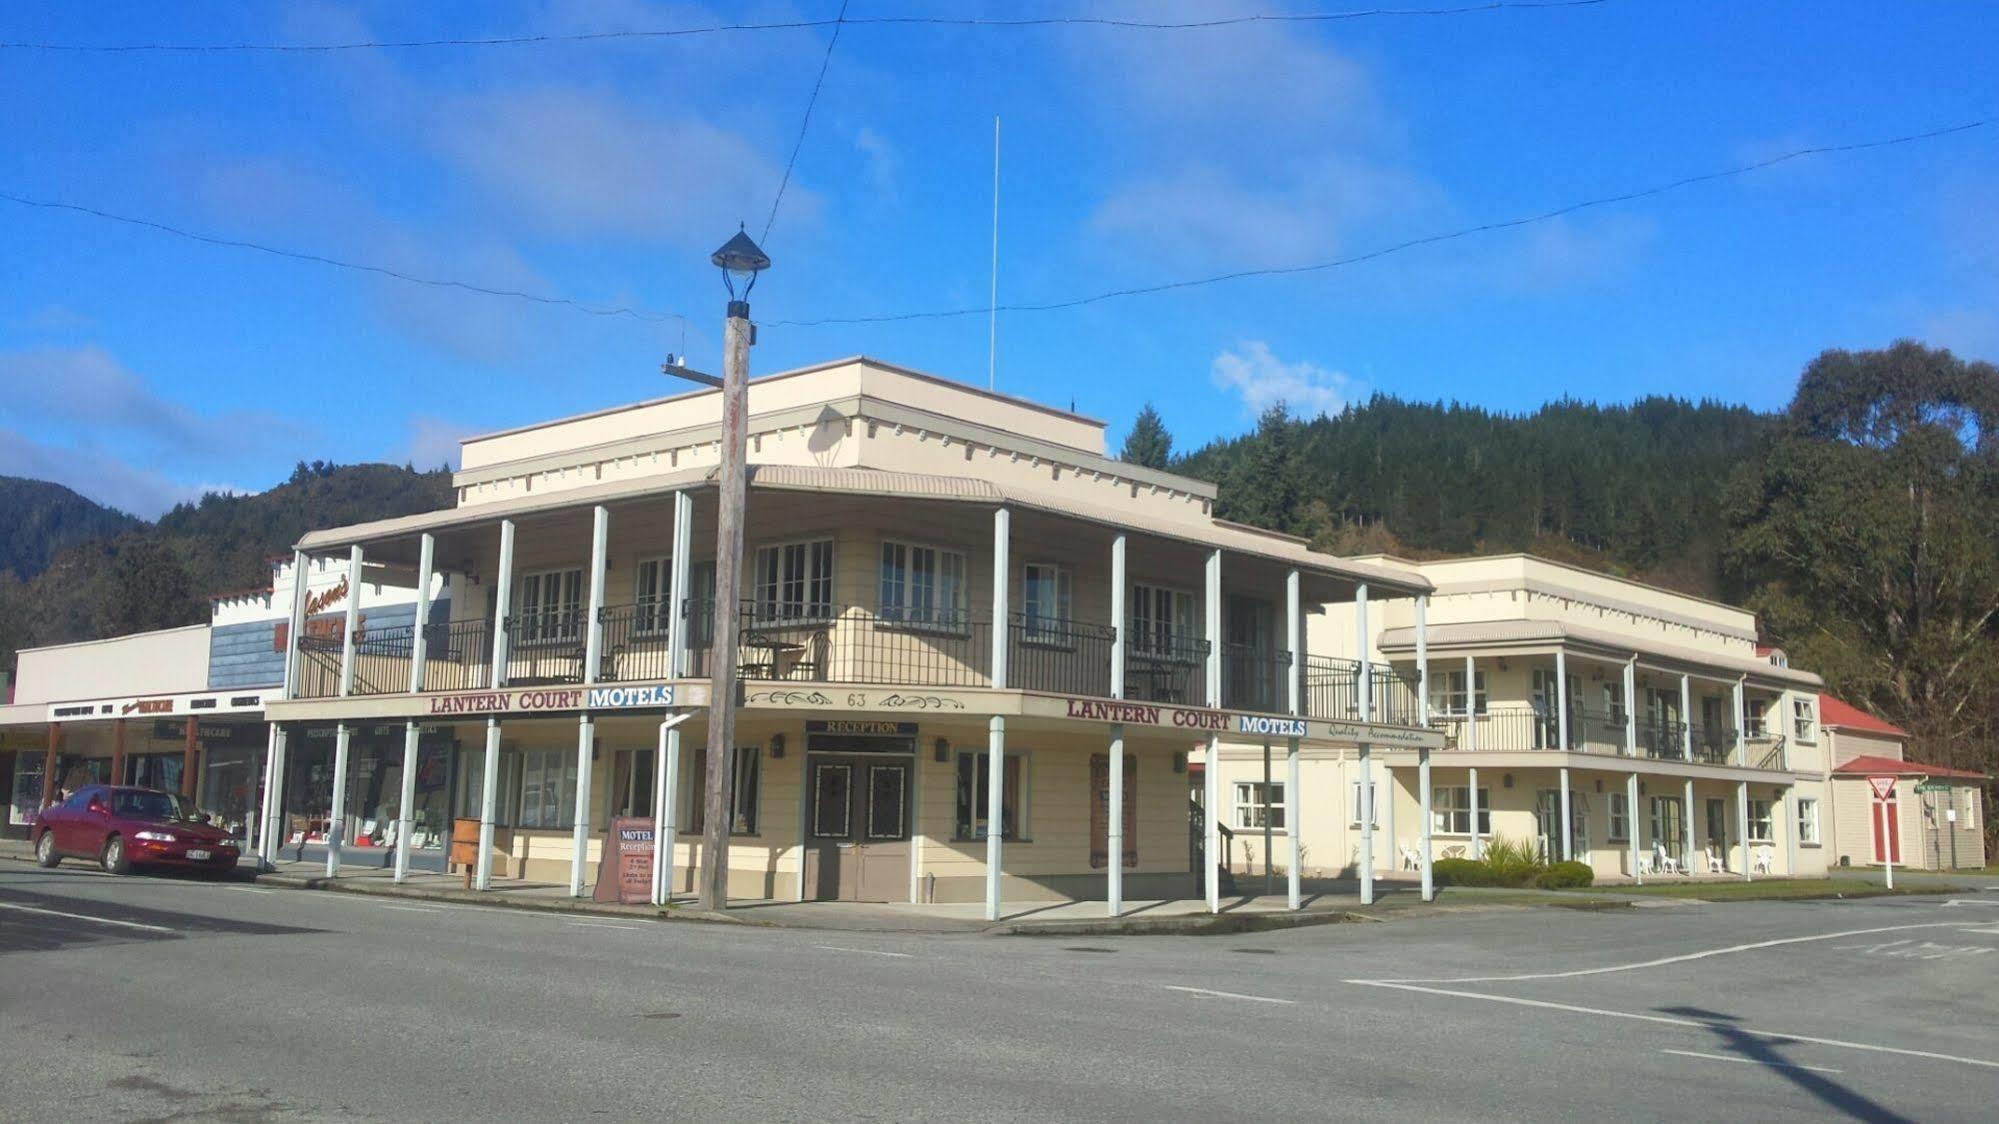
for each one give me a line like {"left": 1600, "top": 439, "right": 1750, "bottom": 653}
{"left": 697, "top": 226, "right": 768, "bottom": 913}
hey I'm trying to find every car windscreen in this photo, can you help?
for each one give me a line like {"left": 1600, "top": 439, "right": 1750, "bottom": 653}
{"left": 111, "top": 791, "right": 189, "bottom": 821}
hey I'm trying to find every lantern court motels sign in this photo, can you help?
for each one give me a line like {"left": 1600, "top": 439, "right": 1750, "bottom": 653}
{"left": 426, "top": 684, "right": 683, "bottom": 716}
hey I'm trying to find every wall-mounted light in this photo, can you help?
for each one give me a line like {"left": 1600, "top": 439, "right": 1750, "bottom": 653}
{"left": 1594, "top": 778, "right": 1603, "bottom": 793}
{"left": 1172, "top": 753, "right": 1185, "bottom": 774}
{"left": 769, "top": 733, "right": 786, "bottom": 760}
{"left": 934, "top": 738, "right": 950, "bottom": 763}
{"left": 1502, "top": 773, "right": 1514, "bottom": 789}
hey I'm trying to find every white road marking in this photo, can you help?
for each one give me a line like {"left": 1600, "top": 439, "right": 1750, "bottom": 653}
{"left": 1661, "top": 1048, "right": 1842, "bottom": 1075}
{"left": 229, "top": 886, "right": 275, "bottom": 894}
{"left": 0, "top": 900, "right": 176, "bottom": 934}
{"left": 1161, "top": 985, "right": 1296, "bottom": 1005}
{"left": 1349, "top": 980, "right": 1999, "bottom": 1071}
{"left": 566, "top": 920, "right": 643, "bottom": 930}
{"left": 814, "top": 945, "right": 914, "bottom": 959}
{"left": 1942, "top": 899, "right": 1999, "bottom": 908}
{"left": 1957, "top": 925, "right": 1999, "bottom": 936}
{"left": 1375, "top": 922, "right": 1973, "bottom": 984}
{"left": 379, "top": 905, "right": 441, "bottom": 913}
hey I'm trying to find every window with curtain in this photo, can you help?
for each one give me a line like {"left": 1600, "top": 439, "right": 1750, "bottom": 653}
{"left": 1130, "top": 584, "right": 1197, "bottom": 658}
{"left": 1608, "top": 793, "right": 1630, "bottom": 841}
{"left": 517, "top": 568, "right": 583, "bottom": 645}
{"left": 516, "top": 750, "right": 577, "bottom": 829}
{"left": 1797, "top": 797, "right": 1820, "bottom": 844}
{"left": 1431, "top": 786, "right": 1492, "bottom": 834}
{"left": 1021, "top": 562, "right": 1073, "bottom": 641}
{"left": 879, "top": 541, "right": 967, "bottom": 627}
{"left": 955, "top": 750, "right": 1026, "bottom": 840}
{"left": 684, "top": 746, "right": 762, "bottom": 834}
{"left": 754, "top": 540, "right": 834, "bottom": 622}
{"left": 1748, "top": 799, "right": 1773, "bottom": 842}
{"left": 1427, "top": 670, "right": 1488, "bottom": 716}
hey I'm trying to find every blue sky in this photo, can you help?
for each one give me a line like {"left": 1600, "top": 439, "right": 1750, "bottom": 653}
{"left": 2, "top": 0, "right": 1994, "bottom": 517}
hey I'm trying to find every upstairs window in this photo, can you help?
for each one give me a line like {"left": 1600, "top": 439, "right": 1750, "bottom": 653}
{"left": 754, "top": 539, "right": 834, "bottom": 623}
{"left": 517, "top": 568, "right": 583, "bottom": 646}
{"left": 1021, "top": 563, "right": 1073, "bottom": 642}
{"left": 879, "top": 541, "right": 968, "bottom": 628}
{"left": 1791, "top": 697, "right": 1817, "bottom": 744}
{"left": 1130, "top": 584, "right": 1198, "bottom": 660}
{"left": 1428, "top": 670, "right": 1488, "bottom": 717}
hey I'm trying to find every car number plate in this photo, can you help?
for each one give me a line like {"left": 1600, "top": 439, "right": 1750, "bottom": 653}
{"left": 186, "top": 849, "right": 212, "bottom": 860}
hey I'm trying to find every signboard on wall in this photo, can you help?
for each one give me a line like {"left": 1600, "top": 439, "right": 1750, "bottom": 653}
{"left": 592, "top": 816, "right": 656, "bottom": 905}
{"left": 1089, "top": 753, "right": 1138, "bottom": 870}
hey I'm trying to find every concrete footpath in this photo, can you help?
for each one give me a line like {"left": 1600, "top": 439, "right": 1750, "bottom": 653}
{"left": 2, "top": 837, "right": 1976, "bottom": 934}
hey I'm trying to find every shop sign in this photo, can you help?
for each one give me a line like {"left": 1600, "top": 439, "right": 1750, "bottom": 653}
{"left": 592, "top": 817, "right": 656, "bottom": 905}
{"left": 1914, "top": 781, "right": 1952, "bottom": 793}
{"left": 1236, "top": 715, "right": 1308, "bottom": 738}
{"left": 1323, "top": 722, "right": 1433, "bottom": 747}
{"left": 1062, "top": 698, "right": 1229, "bottom": 730}
{"left": 806, "top": 720, "right": 918, "bottom": 736}
{"left": 153, "top": 720, "right": 265, "bottom": 746}
{"left": 120, "top": 698, "right": 174, "bottom": 716}
{"left": 426, "top": 684, "right": 682, "bottom": 716}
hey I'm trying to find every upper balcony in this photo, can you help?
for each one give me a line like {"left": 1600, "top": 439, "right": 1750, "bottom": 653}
{"left": 287, "top": 479, "right": 1431, "bottom": 727}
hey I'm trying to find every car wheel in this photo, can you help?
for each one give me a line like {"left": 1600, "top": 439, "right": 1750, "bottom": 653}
{"left": 35, "top": 831, "right": 59, "bottom": 868}
{"left": 101, "top": 834, "right": 131, "bottom": 876}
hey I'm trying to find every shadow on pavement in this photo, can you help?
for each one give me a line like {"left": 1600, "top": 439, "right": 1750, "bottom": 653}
{"left": 1658, "top": 1006, "right": 1912, "bottom": 1124}
{"left": 0, "top": 881, "right": 324, "bottom": 955}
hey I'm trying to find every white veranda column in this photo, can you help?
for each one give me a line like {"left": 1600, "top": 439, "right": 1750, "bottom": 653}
{"left": 1783, "top": 788, "right": 1798, "bottom": 875}
{"left": 1555, "top": 648, "right": 1569, "bottom": 751}
{"left": 1627, "top": 772, "right": 1642, "bottom": 884}
{"left": 1468, "top": 766, "right": 1482, "bottom": 860}
{"left": 1682, "top": 777, "right": 1695, "bottom": 875}
{"left": 1107, "top": 724, "right": 1124, "bottom": 917}
{"left": 991, "top": 507, "right": 1010, "bottom": 690}
{"left": 259, "top": 724, "right": 287, "bottom": 866}
{"left": 326, "top": 722, "right": 351, "bottom": 878}
{"left": 1737, "top": 780, "right": 1752, "bottom": 881}
{"left": 1358, "top": 744, "right": 1375, "bottom": 905}
{"left": 1559, "top": 766, "right": 1573, "bottom": 862}
{"left": 1418, "top": 747, "right": 1434, "bottom": 901}
{"left": 1679, "top": 674, "right": 1693, "bottom": 761}
{"left": 476, "top": 716, "right": 502, "bottom": 890}
{"left": 1463, "top": 655, "right": 1478, "bottom": 753}
{"left": 570, "top": 505, "right": 610, "bottom": 898}
{"left": 491, "top": 520, "right": 517, "bottom": 689}
{"left": 654, "top": 719, "right": 680, "bottom": 905}
{"left": 985, "top": 716, "right": 1006, "bottom": 921}
{"left": 1205, "top": 732, "right": 1222, "bottom": 913}
{"left": 1286, "top": 568, "right": 1302, "bottom": 912}
{"left": 1623, "top": 658, "right": 1637, "bottom": 756}
{"left": 394, "top": 532, "right": 435, "bottom": 884}
{"left": 1733, "top": 677, "right": 1747, "bottom": 766}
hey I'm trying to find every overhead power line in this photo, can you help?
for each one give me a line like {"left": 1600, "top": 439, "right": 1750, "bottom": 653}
{"left": 764, "top": 0, "right": 851, "bottom": 245}
{"left": 764, "top": 117, "right": 1994, "bottom": 327}
{"left": 0, "top": 2, "right": 1610, "bottom": 53}
{"left": 0, "top": 191, "right": 685, "bottom": 324}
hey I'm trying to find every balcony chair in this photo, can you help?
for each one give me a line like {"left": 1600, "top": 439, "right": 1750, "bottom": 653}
{"left": 784, "top": 628, "right": 830, "bottom": 682}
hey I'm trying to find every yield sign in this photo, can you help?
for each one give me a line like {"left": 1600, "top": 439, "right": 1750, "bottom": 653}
{"left": 1868, "top": 775, "right": 1897, "bottom": 800}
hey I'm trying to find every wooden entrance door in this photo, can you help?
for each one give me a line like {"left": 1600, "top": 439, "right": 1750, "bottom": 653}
{"left": 803, "top": 755, "right": 911, "bottom": 902}
{"left": 1872, "top": 799, "right": 1902, "bottom": 863}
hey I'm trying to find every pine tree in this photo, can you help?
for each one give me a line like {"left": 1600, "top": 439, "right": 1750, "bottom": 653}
{"left": 1119, "top": 403, "right": 1174, "bottom": 469}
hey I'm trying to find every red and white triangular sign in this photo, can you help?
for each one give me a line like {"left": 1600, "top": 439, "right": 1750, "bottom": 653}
{"left": 1868, "top": 775, "right": 1897, "bottom": 800}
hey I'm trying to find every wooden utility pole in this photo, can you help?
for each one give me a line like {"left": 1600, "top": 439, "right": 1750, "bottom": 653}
{"left": 699, "top": 287, "right": 756, "bottom": 911}
{"left": 182, "top": 717, "right": 198, "bottom": 798}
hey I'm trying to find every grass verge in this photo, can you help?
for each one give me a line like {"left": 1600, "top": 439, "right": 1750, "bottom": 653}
{"left": 1571, "top": 877, "right": 1969, "bottom": 901}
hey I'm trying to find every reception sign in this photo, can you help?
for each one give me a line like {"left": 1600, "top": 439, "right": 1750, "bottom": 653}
{"left": 592, "top": 816, "right": 656, "bottom": 905}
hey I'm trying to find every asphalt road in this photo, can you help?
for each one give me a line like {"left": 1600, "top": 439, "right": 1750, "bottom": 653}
{"left": 2, "top": 864, "right": 1996, "bottom": 1122}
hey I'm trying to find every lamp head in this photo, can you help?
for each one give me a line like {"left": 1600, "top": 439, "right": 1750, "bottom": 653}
{"left": 712, "top": 226, "right": 771, "bottom": 309}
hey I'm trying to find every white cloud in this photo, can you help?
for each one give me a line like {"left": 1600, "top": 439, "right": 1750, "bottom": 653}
{"left": 424, "top": 85, "right": 814, "bottom": 244}
{"left": 394, "top": 416, "right": 478, "bottom": 471}
{"left": 0, "top": 426, "right": 201, "bottom": 519}
{"left": 1211, "top": 341, "right": 1358, "bottom": 420}
{"left": 6, "top": 305, "right": 95, "bottom": 333}
{"left": 854, "top": 126, "right": 896, "bottom": 201}
{"left": 0, "top": 345, "right": 300, "bottom": 455}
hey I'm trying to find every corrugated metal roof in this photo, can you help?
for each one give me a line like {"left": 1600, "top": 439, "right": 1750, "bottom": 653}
{"left": 1819, "top": 694, "right": 1908, "bottom": 737}
{"left": 294, "top": 463, "right": 1429, "bottom": 593}
{"left": 1377, "top": 619, "right": 1824, "bottom": 686}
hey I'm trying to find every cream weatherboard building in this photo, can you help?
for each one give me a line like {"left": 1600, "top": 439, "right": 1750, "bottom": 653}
{"left": 1212, "top": 555, "right": 1833, "bottom": 887}
{"left": 258, "top": 358, "right": 1441, "bottom": 918}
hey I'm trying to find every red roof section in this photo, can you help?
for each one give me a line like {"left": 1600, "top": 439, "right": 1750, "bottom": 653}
{"left": 1833, "top": 754, "right": 1989, "bottom": 781}
{"left": 1818, "top": 694, "right": 1907, "bottom": 738}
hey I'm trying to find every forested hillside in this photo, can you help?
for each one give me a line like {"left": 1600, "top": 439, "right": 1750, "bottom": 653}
{"left": 0, "top": 461, "right": 452, "bottom": 674}
{"left": 1137, "top": 340, "right": 1999, "bottom": 801}
{"left": 0, "top": 477, "right": 143, "bottom": 580}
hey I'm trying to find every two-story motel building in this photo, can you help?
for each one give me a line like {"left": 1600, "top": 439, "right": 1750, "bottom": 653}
{"left": 260, "top": 358, "right": 1443, "bottom": 918}
{"left": 1212, "top": 554, "right": 1834, "bottom": 888}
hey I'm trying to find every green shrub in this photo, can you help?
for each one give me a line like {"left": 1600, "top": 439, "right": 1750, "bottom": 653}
{"left": 1431, "top": 857, "right": 1488, "bottom": 887}
{"left": 1477, "top": 836, "right": 1546, "bottom": 888}
{"left": 1536, "top": 860, "right": 1596, "bottom": 889}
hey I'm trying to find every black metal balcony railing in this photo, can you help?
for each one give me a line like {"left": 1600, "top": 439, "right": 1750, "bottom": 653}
{"left": 1298, "top": 656, "right": 1422, "bottom": 726}
{"left": 1221, "top": 642, "right": 1289, "bottom": 714}
{"left": 1690, "top": 724, "right": 1738, "bottom": 765}
{"left": 1125, "top": 635, "right": 1211, "bottom": 706}
{"left": 1011, "top": 614, "right": 1115, "bottom": 698}
{"left": 293, "top": 618, "right": 495, "bottom": 699}
{"left": 1638, "top": 718, "right": 1688, "bottom": 759}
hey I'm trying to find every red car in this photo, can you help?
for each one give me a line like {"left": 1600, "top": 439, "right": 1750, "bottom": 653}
{"left": 32, "top": 784, "right": 241, "bottom": 875}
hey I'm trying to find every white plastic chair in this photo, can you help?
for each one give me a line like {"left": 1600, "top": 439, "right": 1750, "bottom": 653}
{"left": 1656, "top": 843, "right": 1680, "bottom": 875}
{"left": 1753, "top": 846, "right": 1774, "bottom": 874}
{"left": 1399, "top": 844, "right": 1422, "bottom": 871}
{"left": 1634, "top": 851, "right": 1656, "bottom": 877}
{"left": 1705, "top": 846, "right": 1725, "bottom": 874}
